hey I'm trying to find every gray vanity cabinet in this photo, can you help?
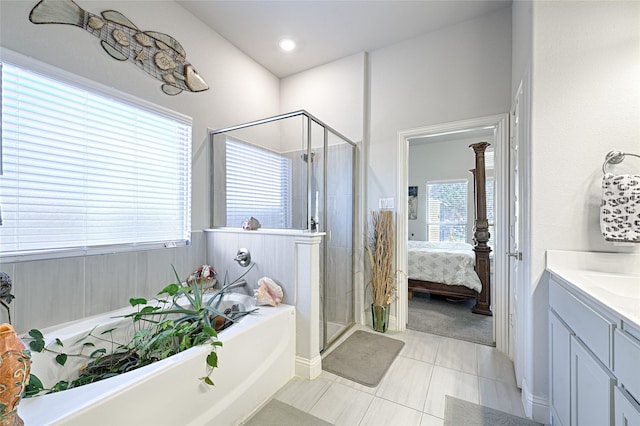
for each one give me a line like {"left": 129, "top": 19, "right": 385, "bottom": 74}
{"left": 549, "top": 277, "right": 617, "bottom": 426}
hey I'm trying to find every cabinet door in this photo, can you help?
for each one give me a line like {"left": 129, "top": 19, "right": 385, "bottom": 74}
{"left": 570, "top": 335, "right": 615, "bottom": 426}
{"left": 615, "top": 386, "right": 640, "bottom": 426}
{"left": 550, "top": 311, "right": 571, "bottom": 426}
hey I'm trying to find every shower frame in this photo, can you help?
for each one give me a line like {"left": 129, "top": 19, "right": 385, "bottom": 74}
{"left": 208, "top": 110, "right": 357, "bottom": 352}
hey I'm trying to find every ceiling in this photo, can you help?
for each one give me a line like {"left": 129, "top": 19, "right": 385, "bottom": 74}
{"left": 177, "top": 1, "right": 512, "bottom": 78}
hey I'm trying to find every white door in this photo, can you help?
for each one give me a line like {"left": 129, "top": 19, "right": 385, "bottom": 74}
{"left": 509, "top": 82, "right": 525, "bottom": 386}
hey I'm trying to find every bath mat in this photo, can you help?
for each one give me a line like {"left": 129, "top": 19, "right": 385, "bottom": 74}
{"left": 444, "top": 396, "right": 542, "bottom": 426}
{"left": 244, "top": 399, "right": 331, "bottom": 426}
{"left": 408, "top": 294, "right": 494, "bottom": 346}
{"left": 322, "top": 330, "right": 404, "bottom": 387}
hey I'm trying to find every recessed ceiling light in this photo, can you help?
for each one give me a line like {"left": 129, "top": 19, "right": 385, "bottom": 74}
{"left": 279, "top": 38, "right": 296, "bottom": 52}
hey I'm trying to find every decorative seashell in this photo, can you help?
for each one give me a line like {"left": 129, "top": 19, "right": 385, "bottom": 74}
{"left": 254, "top": 277, "right": 283, "bottom": 307}
{"left": 242, "top": 217, "right": 261, "bottom": 231}
{"left": 134, "top": 32, "right": 153, "bottom": 47}
{"left": 111, "top": 29, "right": 129, "bottom": 46}
{"left": 88, "top": 16, "right": 105, "bottom": 30}
{"left": 155, "top": 52, "right": 176, "bottom": 70}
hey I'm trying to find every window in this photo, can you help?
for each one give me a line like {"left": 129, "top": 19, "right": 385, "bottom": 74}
{"left": 224, "top": 139, "right": 291, "bottom": 228}
{"left": 0, "top": 61, "right": 192, "bottom": 258}
{"left": 426, "top": 180, "right": 468, "bottom": 242}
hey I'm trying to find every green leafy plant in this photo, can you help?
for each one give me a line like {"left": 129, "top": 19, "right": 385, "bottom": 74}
{"left": 24, "top": 265, "right": 258, "bottom": 397}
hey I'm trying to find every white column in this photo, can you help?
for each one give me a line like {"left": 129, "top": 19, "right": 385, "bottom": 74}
{"left": 294, "top": 233, "right": 323, "bottom": 379}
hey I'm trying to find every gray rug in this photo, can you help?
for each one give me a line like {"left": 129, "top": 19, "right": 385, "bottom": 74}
{"left": 244, "top": 399, "right": 331, "bottom": 426}
{"left": 322, "top": 330, "right": 405, "bottom": 387}
{"left": 444, "top": 396, "right": 542, "bottom": 426}
{"left": 408, "top": 294, "right": 494, "bottom": 346}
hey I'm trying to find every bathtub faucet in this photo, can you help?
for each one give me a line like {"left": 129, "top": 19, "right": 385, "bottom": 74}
{"left": 224, "top": 279, "right": 251, "bottom": 295}
{"left": 234, "top": 248, "right": 251, "bottom": 267}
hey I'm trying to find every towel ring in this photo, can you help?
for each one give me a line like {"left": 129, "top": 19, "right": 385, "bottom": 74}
{"left": 602, "top": 150, "right": 640, "bottom": 174}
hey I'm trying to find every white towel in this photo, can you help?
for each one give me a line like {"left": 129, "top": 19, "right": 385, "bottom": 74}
{"left": 600, "top": 173, "right": 640, "bottom": 242}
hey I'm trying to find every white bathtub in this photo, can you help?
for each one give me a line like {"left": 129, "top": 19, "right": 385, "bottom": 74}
{"left": 18, "top": 294, "right": 296, "bottom": 425}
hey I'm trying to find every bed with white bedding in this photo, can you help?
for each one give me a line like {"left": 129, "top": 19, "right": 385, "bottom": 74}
{"left": 407, "top": 241, "right": 482, "bottom": 292}
{"left": 407, "top": 240, "right": 483, "bottom": 303}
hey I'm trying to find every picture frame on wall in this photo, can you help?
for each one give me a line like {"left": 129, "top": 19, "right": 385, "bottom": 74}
{"left": 408, "top": 186, "right": 418, "bottom": 220}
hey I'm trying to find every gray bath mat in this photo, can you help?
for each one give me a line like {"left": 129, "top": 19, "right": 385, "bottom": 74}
{"left": 444, "top": 396, "right": 542, "bottom": 426}
{"left": 408, "top": 294, "right": 494, "bottom": 346}
{"left": 322, "top": 330, "right": 404, "bottom": 387}
{"left": 244, "top": 399, "right": 331, "bottom": 426}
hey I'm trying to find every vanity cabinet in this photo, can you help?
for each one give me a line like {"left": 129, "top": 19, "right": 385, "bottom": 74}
{"left": 549, "top": 277, "right": 619, "bottom": 426}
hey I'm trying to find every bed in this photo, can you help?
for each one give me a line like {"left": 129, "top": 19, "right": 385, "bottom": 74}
{"left": 408, "top": 142, "right": 492, "bottom": 316}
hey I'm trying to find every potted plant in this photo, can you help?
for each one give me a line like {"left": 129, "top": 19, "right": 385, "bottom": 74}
{"left": 23, "top": 264, "right": 257, "bottom": 397}
{"left": 366, "top": 210, "right": 397, "bottom": 332}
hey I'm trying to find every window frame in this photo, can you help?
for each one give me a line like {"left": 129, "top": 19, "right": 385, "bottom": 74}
{"left": 0, "top": 50, "right": 192, "bottom": 262}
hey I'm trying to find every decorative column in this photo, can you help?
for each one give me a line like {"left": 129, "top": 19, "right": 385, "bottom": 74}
{"left": 469, "top": 142, "right": 492, "bottom": 316}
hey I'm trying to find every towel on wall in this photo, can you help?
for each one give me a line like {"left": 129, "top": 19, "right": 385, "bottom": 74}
{"left": 600, "top": 173, "right": 640, "bottom": 243}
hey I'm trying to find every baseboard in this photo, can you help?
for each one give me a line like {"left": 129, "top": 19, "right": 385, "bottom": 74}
{"left": 295, "top": 355, "right": 322, "bottom": 379}
{"left": 521, "top": 378, "right": 550, "bottom": 424}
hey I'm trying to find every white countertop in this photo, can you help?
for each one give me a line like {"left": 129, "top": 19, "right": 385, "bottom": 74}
{"left": 546, "top": 250, "right": 640, "bottom": 328}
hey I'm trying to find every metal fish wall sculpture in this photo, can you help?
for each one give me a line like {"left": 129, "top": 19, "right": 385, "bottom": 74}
{"left": 29, "top": 0, "right": 209, "bottom": 96}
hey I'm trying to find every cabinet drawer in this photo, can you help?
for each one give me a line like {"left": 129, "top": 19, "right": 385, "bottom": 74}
{"left": 614, "top": 386, "right": 640, "bottom": 426}
{"left": 550, "top": 278, "right": 615, "bottom": 367}
{"left": 614, "top": 329, "right": 640, "bottom": 402}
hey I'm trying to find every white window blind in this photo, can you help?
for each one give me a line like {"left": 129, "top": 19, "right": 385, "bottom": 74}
{"left": 225, "top": 139, "right": 291, "bottom": 228}
{"left": 0, "top": 62, "right": 192, "bottom": 257}
{"left": 426, "top": 180, "right": 468, "bottom": 242}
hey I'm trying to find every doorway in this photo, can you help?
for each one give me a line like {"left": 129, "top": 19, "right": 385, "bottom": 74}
{"left": 396, "top": 114, "right": 510, "bottom": 354}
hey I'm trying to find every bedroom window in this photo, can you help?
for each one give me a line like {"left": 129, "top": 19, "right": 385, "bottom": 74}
{"left": 224, "top": 139, "right": 292, "bottom": 228}
{"left": 0, "top": 61, "right": 192, "bottom": 259}
{"left": 426, "top": 180, "right": 468, "bottom": 242}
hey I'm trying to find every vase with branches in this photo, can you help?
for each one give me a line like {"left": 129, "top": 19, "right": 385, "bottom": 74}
{"left": 366, "top": 210, "right": 397, "bottom": 332}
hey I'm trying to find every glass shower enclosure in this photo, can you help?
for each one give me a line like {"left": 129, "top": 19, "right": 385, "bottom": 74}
{"left": 209, "top": 110, "right": 356, "bottom": 352}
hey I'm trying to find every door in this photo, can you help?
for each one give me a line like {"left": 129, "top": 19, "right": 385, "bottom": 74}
{"left": 509, "top": 82, "right": 525, "bottom": 386}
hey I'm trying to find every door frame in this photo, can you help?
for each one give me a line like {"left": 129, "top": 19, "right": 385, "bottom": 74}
{"left": 395, "top": 113, "right": 509, "bottom": 354}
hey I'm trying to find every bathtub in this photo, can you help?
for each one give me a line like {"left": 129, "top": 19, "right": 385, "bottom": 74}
{"left": 18, "top": 293, "right": 296, "bottom": 425}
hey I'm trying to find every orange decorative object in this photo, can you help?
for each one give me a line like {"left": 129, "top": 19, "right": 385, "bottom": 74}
{"left": 0, "top": 324, "right": 31, "bottom": 426}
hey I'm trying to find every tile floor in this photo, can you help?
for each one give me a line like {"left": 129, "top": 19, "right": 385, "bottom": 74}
{"left": 264, "top": 325, "right": 525, "bottom": 426}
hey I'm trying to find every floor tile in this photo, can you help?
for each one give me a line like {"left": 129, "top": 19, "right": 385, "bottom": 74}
{"left": 375, "top": 356, "right": 434, "bottom": 411}
{"left": 434, "top": 337, "right": 478, "bottom": 375}
{"left": 274, "top": 376, "right": 333, "bottom": 412}
{"left": 478, "top": 376, "right": 526, "bottom": 418}
{"left": 477, "top": 344, "right": 517, "bottom": 384}
{"left": 421, "top": 412, "right": 445, "bottom": 426}
{"left": 423, "top": 365, "right": 479, "bottom": 418}
{"left": 400, "top": 330, "right": 443, "bottom": 364}
{"left": 360, "top": 397, "right": 423, "bottom": 426}
{"left": 309, "top": 381, "right": 374, "bottom": 425}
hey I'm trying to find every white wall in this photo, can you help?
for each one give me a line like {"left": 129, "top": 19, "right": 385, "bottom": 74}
{"left": 514, "top": 1, "right": 640, "bottom": 422}
{"left": 280, "top": 53, "right": 366, "bottom": 144}
{"left": 367, "top": 7, "right": 512, "bottom": 213}
{"left": 0, "top": 0, "right": 280, "bottom": 332}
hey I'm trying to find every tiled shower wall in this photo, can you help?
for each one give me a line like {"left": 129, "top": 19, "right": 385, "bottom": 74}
{"left": 0, "top": 231, "right": 207, "bottom": 334}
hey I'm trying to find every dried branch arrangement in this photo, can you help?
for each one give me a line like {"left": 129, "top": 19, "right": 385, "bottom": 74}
{"left": 366, "top": 210, "right": 397, "bottom": 306}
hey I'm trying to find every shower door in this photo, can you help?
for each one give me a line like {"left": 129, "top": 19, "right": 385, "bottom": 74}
{"left": 319, "top": 130, "right": 355, "bottom": 352}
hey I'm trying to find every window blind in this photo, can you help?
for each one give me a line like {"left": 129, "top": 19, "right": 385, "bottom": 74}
{"left": 0, "top": 62, "right": 192, "bottom": 256}
{"left": 225, "top": 139, "right": 291, "bottom": 228}
{"left": 426, "top": 180, "right": 468, "bottom": 242}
